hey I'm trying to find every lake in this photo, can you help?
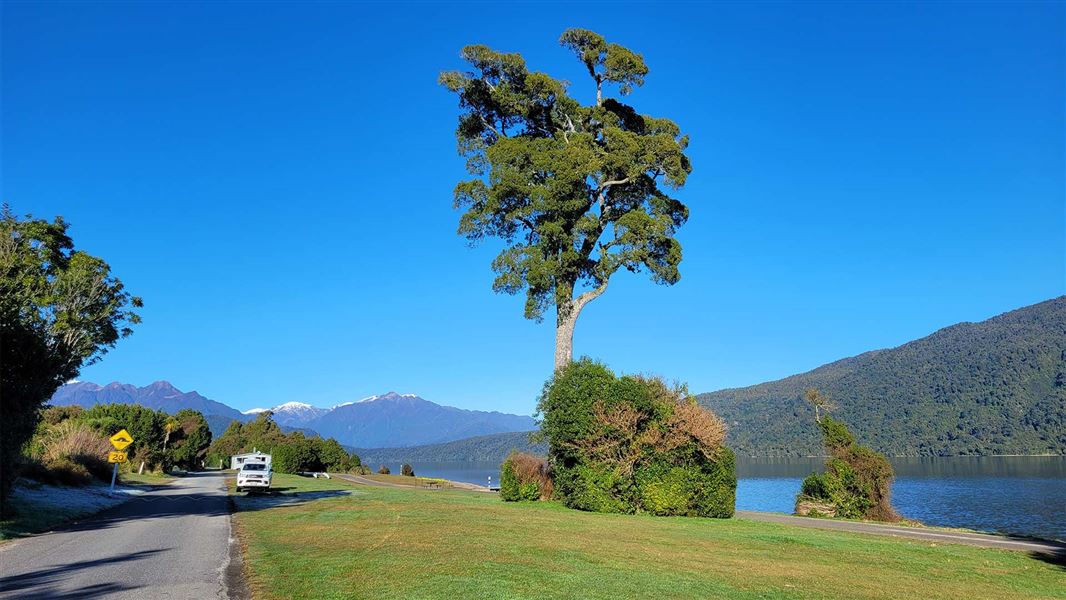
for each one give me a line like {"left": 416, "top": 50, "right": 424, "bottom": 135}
{"left": 401, "top": 456, "right": 1066, "bottom": 541}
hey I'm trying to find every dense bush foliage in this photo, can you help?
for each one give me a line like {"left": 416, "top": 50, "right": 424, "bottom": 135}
{"left": 499, "top": 452, "right": 552, "bottom": 502}
{"left": 698, "top": 297, "right": 1066, "bottom": 456}
{"left": 19, "top": 403, "right": 213, "bottom": 486}
{"left": 377, "top": 465, "right": 390, "bottom": 475}
{"left": 538, "top": 359, "right": 736, "bottom": 517}
{"left": 795, "top": 414, "right": 899, "bottom": 521}
{"left": 400, "top": 464, "right": 415, "bottom": 477}
{"left": 207, "top": 413, "right": 361, "bottom": 474}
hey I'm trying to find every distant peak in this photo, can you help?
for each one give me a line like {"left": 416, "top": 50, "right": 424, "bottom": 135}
{"left": 356, "top": 392, "right": 420, "bottom": 404}
{"left": 273, "top": 401, "right": 315, "bottom": 410}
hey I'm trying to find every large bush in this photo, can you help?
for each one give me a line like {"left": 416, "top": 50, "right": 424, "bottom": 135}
{"left": 537, "top": 359, "right": 736, "bottom": 517}
{"left": 795, "top": 414, "right": 899, "bottom": 521}
{"left": 499, "top": 452, "right": 552, "bottom": 502}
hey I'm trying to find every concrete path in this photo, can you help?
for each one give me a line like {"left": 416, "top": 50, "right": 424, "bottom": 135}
{"left": 736, "top": 510, "right": 1066, "bottom": 556}
{"left": 0, "top": 471, "right": 240, "bottom": 599}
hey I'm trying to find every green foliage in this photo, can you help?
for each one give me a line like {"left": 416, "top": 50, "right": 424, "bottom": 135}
{"left": 819, "top": 417, "right": 855, "bottom": 453}
{"left": 167, "top": 410, "right": 212, "bottom": 470}
{"left": 698, "top": 297, "right": 1066, "bottom": 456}
{"left": 22, "top": 403, "right": 201, "bottom": 485}
{"left": 796, "top": 415, "right": 899, "bottom": 521}
{"left": 206, "top": 413, "right": 361, "bottom": 474}
{"left": 537, "top": 358, "right": 615, "bottom": 461}
{"left": 82, "top": 403, "right": 168, "bottom": 468}
{"left": 441, "top": 30, "right": 692, "bottom": 366}
{"left": 0, "top": 208, "right": 141, "bottom": 513}
{"left": 499, "top": 452, "right": 551, "bottom": 502}
{"left": 538, "top": 358, "right": 735, "bottom": 517}
{"left": 272, "top": 437, "right": 317, "bottom": 474}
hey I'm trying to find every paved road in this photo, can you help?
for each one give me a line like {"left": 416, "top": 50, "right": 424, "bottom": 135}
{"left": 0, "top": 471, "right": 239, "bottom": 600}
{"left": 736, "top": 510, "right": 1066, "bottom": 556}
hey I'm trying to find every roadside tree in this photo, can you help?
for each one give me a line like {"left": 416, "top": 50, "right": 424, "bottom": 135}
{"left": 1, "top": 207, "right": 141, "bottom": 512}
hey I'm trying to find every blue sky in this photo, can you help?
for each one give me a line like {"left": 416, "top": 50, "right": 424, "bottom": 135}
{"left": 3, "top": 1, "right": 1063, "bottom": 415}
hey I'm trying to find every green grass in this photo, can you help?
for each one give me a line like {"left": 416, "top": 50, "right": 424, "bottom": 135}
{"left": 118, "top": 470, "right": 175, "bottom": 486}
{"left": 362, "top": 473, "right": 459, "bottom": 488}
{"left": 233, "top": 474, "right": 1065, "bottom": 600}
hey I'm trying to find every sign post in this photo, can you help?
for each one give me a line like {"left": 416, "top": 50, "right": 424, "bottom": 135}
{"left": 108, "top": 429, "right": 133, "bottom": 494}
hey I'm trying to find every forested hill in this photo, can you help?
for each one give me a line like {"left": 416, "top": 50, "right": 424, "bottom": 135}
{"left": 352, "top": 431, "right": 545, "bottom": 465}
{"left": 697, "top": 297, "right": 1066, "bottom": 457}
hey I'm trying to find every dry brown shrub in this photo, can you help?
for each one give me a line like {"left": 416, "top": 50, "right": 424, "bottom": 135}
{"left": 42, "top": 420, "right": 111, "bottom": 463}
{"left": 670, "top": 401, "right": 726, "bottom": 457}
{"left": 575, "top": 378, "right": 728, "bottom": 475}
{"left": 507, "top": 452, "right": 554, "bottom": 499}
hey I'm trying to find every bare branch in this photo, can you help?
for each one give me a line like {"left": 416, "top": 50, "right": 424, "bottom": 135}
{"left": 480, "top": 115, "right": 505, "bottom": 139}
{"left": 574, "top": 279, "right": 609, "bottom": 312}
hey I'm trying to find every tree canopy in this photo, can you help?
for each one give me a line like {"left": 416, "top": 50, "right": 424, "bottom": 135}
{"left": 1, "top": 207, "right": 141, "bottom": 511}
{"left": 441, "top": 29, "right": 693, "bottom": 368}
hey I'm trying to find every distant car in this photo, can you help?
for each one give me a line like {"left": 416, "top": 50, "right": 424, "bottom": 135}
{"left": 236, "top": 461, "right": 272, "bottom": 492}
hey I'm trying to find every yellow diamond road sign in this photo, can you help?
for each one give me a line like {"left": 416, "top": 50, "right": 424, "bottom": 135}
{"left": 108, "top": 451, "right": 128, "bottom": 463}
{"left": 110, "top": 429, "right": 133, "bottom": 450}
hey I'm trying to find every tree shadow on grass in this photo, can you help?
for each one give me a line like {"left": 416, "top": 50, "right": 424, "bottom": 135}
{"left": 1028, "top": 549, "right": 1066, "bottom": 572}
{"left": 232, "top": 489, "right": 358, "bottom": 511}
{"left": 0, "top": 548, "right": 164, "bottom": 597}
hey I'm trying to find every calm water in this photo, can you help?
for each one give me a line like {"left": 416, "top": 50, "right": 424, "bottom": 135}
{"left": 402, "top": 456, "right": 1066, "bottom": 541}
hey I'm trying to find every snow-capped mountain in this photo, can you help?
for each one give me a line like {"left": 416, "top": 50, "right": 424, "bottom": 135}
{"left": 266, "top": 402, "right": 329, "bottom": 427}
{"left": 49, "top": 383, "right": 536, "bottom": 448}
{"left": 306, "top": 391, "right": 536, "bottom": 448}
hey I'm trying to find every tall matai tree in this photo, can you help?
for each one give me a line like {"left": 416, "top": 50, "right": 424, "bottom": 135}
{"left": 441, "top": 29, "right": 693, "bottom": 370}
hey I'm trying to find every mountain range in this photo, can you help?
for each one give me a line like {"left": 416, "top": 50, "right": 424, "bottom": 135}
{"left": 49, "top": 384, "right": 537, "bottom": 449}
{"left": 698, "top": 296, "right": 1066, "bottom": 457}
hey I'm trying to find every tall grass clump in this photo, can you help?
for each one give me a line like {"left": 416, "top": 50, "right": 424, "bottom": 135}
{"left": 27, "top": 419, "right": 112, "bottom": 485}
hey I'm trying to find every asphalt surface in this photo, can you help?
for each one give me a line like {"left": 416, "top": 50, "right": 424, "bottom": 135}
{"left": 0, "top": 471, "right": 237, "bottom": 599}
{"left": 736, "top": 510, "right": 1066, "bottom": 556}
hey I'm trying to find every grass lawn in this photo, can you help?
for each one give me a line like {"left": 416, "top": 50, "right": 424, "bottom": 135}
{"left": 118, "top": 470, "right": 176, "bottom": 486}
{"left": 232, "top": 474, "right": 1064, "bottom": 600}
{"left": 362, "top": 473, "right": 462, "bottom": 489}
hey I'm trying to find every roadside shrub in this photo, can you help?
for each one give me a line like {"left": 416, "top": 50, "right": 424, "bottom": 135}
{"left": 32, "top": 457, "right": 94, "bottom": 486}
{"left": 795, "top": 415, "right": 899, "bottom": 521}
{"left": 499, "top": 452, "right": 552, "bottom": 502}
{"left": 538, "top": 359, "right": 736, "bottom": 517}
{"left": 400, "top": 464, "right": 415, "bottom": 477}
{"left": 378, "top": 465, "right": 391, "bottom": 475}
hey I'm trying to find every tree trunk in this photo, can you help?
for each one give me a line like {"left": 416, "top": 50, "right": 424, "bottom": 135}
{"left": 553, "top": 281, "right": 609, "bottom": 371}
{"left": 554, "top": 306, "right": 577, "bottom": 371}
